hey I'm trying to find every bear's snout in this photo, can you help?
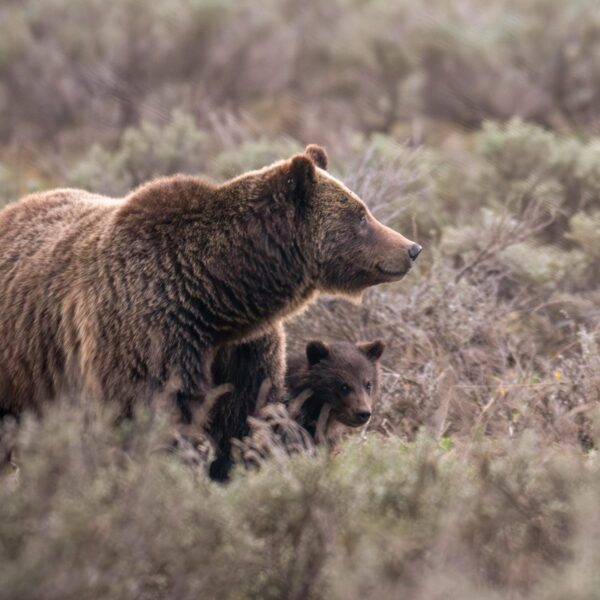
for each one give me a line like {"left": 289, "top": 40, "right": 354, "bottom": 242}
{"left": 354, "top": 410, "right": 372, "bottom": 424}
{"left": 408, "top": 243, "right": 422, "bottom": 262}
{"left": 366, "top": 217, "right": 422, "bottom": 282}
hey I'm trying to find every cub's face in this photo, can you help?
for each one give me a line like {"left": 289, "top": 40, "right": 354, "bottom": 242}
{"left": 311, "top": 168, "right": 422, "bottom": 296}
{"left": 304, "top": 339, "right": 385, "bottom": 427}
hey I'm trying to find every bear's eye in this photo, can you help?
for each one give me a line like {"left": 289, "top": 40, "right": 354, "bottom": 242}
{"left": 365, "top": 381, "right": 372, "bottom": 393}
{"left": 340, "top": 383, "right": 351, "bottom": 395}
{"left": 359, "top": 214, "right": 368, "bottom": 227}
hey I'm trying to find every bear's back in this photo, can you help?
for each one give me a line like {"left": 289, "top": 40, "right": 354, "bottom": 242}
{"left": 0, "top": 189, "right": 120, "bottom": 269}
{"left": 0, "top": 189, "right": 122, "bottom": 413}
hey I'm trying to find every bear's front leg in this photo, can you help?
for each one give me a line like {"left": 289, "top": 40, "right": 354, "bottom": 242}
{"left": 208, "top": 324, "right": 285, "bottom": 481}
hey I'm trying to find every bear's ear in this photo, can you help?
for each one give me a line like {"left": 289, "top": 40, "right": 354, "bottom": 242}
{"left": 305, "top": 144, "right": 328, "bottom": 170}
{"left": 287, "top": 154, "right": 317, "bottom": 204}
{"left": 357, "top": 339, "right": 385, "bottom": 362}
{"left": 306, "top": 340, "right": 329, "bottom": 367}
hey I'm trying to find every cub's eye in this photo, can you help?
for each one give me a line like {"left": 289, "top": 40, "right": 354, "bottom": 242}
{"left": 340, "top": 383, "right": 351, "bottom": 395}
{"left": 359, "top": 214, "right": 368, "bottom": 227}
{"left": 365, "top": 381, "right": 372, "bottom": 393}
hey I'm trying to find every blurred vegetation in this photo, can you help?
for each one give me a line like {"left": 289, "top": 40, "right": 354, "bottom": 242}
{"left": 1, "top": 0, "right": 600, "bottom": 598}
{"left": 3, "top": 0, "right": 600, "bottom": 147}
{"left": 2, "top": 401, "right": 600, "bottom": 599}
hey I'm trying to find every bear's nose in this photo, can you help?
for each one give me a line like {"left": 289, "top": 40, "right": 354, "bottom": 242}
{"left": 355, "top": 410, "right": 371, "bottom": 424}
{"left": 407, "top": 243, "right": 422, "bottom": 262}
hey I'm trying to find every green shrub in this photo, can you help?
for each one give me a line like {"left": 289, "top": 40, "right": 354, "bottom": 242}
{"left": 0, "top": 161, "right": 46, "bottom": 207}
{"left": 499, "top": 242, "right": 584, "bottom": 288}
{"left": 567, "top": 211, "right": 600, "bottom": 259}
{"left": 342, "top": 134, "right": 452, "bottom": 240}
{"left": 0, "top": 163, "right": 18, "bottom": 207}
{"left": 435, "top": 120, "right": 599, "bottom": 293}
{"left": 211, "top": 137, "right": 300, "bottom": 180}
{"left": 69, "top": 111, "right": 210, "bottom": 195}
{"left": 475, "top": 119, "right": 600, "bottom": 220}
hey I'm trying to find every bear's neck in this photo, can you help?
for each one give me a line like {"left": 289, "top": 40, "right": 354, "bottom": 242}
{"left": 168, "top": 199, "right": 315, "bottom": 342}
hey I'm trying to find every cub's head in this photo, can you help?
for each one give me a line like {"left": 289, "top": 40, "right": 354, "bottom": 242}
{"left": 303, "top": 339, "right": 385, "bottom": 427}
{"left": 280, "top": 144, "right": 422, "bottom": 296}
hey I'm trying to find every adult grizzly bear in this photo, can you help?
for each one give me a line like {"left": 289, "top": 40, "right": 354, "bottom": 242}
{"left": 287, "top": 339, "right": 385, "bottom": 444}
{"left": 0, "top": 144, "right": 422, "bottom": 479}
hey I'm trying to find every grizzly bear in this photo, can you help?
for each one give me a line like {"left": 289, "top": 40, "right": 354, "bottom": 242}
{"left": 0, "top": 144, "right": 421, "bottom": 480}
{"left": 286, "top": 339, "right": 385, "bottom": 444}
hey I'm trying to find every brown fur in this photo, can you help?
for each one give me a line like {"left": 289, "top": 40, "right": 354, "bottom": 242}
{"left": 286, "top": 339, "right": 385, "bottom": 444}
{"left": 0, "top": 145, "right": 419, "bottom": 479}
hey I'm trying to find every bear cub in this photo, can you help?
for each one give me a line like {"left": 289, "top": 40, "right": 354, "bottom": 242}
{"left": 286, "top": 339, "right": 385, "bottom": 443}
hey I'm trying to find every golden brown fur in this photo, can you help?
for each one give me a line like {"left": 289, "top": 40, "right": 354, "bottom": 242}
{"left": 0, "top": 144, "right": 420, "bottom": 479}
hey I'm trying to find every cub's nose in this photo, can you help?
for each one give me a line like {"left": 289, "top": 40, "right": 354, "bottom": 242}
{"left": 407, "top": 243, "right": 422, "bottom": 262}
{"left": 355, "top": 410, "right": 372, "bottom": 424}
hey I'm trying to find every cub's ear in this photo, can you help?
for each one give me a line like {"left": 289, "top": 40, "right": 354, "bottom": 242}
{"left": 306, "top": 340, "right": 329, "bottom": 367}
{"left": 287, "top": 154, "right": 317, "bottom": 204}
{"left": 357, "top": 339, "right": 385, "bottom": 362}
{"left": 305, "top": 144, "right": 328, "bottom": 170}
